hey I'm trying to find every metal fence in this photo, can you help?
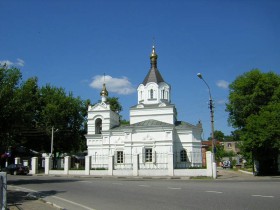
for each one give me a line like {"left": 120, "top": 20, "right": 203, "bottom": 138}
{"left": 51, "top": 157, "right": 64, "bottom": 169}
{"left": 37, "top": 157, "right": 45, "bottom": 173}
{"left": 174, "top": 151, "right": 202, "bottom": 169}
{"left": 91, "top": 155, "right": 109, "bottom": 170}
{"left": 139, "top": 152, "right": 168, "bottom": 169}
{"left": 70, "top": 157, "right": 85, "bottom": 170}
{"left": 114, "top": 154, "right": 133, "bottom": 170}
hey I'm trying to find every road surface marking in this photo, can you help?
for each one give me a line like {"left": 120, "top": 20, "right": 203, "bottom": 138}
{"left": 168, "top": 187, "right": 182, "bottom": 190}
{"left": 10, "top": 186, "right": 37, "bottom": 192}
{"left": 138, "top": 185, "right": 150, "bottom": 187}
{"left": 205, "top": 191, "right": 223, "bottom": 194}
{"left": 78, "top": 181, "right": 92, "bottom": 184}
{"left": 9, "top": 185, "right": 95, "bottom": 210}
{"left": 251, "top": 195, "right": 274, "bottom": 198}
{"left": 52, "top": 195, "right": 96, "bottom": 210}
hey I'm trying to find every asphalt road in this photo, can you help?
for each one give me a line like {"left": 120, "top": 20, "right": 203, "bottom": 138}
{"left": 7, "top": 173, "right": 280, "bottom": 210}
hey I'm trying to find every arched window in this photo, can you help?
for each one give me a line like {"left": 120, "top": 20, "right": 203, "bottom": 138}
{"left": 162, "top": 90, "right": 165, "bottom": 99}
{"left": 180, "top": 150, "right": 187, "bottom": 162}
{"left": 150, "top": 89, "right": 154, "bottom": 99}
{"left": 95, "top": 118, "right": 102, "bottom": 134}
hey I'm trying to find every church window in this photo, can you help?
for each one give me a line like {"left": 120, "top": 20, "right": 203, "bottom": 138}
{"left": 180, "top": 150, "right": 187, "bottom": 162}
{"left": 162, "top": 90, "right": 165, "bottom": 99}
{"left": 150, "top": 89, "right": 154, "bottom": 99}
{"left": 145, "top": 148, "right": 153, "bottom": 162}
{"left": 116, "top": 151, "right": 124, "bottom": 163}
{"left": 95, "top": 118, "right": 102, "bottom": 134}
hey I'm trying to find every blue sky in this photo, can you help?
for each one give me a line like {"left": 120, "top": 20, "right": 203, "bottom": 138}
{"left": 1, "top": 0, "right": 279, "bottom": 138}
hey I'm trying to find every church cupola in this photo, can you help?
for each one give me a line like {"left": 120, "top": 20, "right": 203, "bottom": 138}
{"left": 137, "top": 45, "right": 171, "bottom": 105}
{"left": 143, "top": 46, "right": 165, "bottom": 85}
{"left": 100, "top": 83, "right": 108, "bottom": 102}
{"left": 150, "top": 45, "right": 158, "bottom": 68}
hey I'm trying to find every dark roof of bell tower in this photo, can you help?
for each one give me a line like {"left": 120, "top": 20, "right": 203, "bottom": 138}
{"left": 142, "top": 46, "right": 165, "bottom": 85}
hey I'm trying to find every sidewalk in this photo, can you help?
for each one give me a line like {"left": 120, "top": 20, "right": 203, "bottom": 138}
{"left": 217, "top": 167, "right": 280, "bottom": 180}
{"left": 7, "top": 186, "right": 61, "bottom": 210}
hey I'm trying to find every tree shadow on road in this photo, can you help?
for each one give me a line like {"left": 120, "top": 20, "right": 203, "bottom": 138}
{"left": 8, "top": 176, "right": 79, "bottom": 186}
{"left": 7, "top": 189, "right": 65, "bottom": 207}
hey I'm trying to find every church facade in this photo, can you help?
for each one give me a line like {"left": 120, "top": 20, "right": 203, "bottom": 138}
{"left": 86, "top": 46, "right": 203, "bottom": 171}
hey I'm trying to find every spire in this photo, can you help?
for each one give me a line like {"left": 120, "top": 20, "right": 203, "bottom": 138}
{"left": 142, "top": 45, "right": 165, "bottom": 85}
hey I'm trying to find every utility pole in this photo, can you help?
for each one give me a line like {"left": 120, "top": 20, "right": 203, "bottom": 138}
{"left": 197, "top": 73, "right": 217, "bottom": 179}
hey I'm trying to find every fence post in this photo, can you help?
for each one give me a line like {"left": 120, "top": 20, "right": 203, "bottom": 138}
{"left": 108, "top": 155, "right": 113, "bottom": 176}
{"left": 168, "top": 153, "right": 174, "bottom": 176}
{"left": 45, "top": 157, "right": 50, "bottom": 175}
{"left": 31, "top": 157, "right": 38, "bottom": 175}
{"left": 0, "top": 172, "right": 7, "bottom": 210}
{"left": 64, "top": 156, "right": 70, "bottom": 175}
{"left": 212, "top": 161, "right": 217, "bottom": 179}
{"left": 85, "top": 156, "right": 91, "bottom": 175}
{"left": 206, "top": 151, "right": 213, "bottom": 177}
{"left": 14, "top": 157, "right": 20, "bottom": 164}
{"left": 133, "top": 154, "right": 139, "bottom": 176}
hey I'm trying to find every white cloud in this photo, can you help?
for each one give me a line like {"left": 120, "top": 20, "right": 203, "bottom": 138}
{"left": 0, "top": 60, "right": 13, "bottom": 67}
{"left": 16, "top": 58, "right": 25, "bottom": 66}
{"left": 216, "top": 80, "right": 229, "bottom": 89}
{"left": 0, "top": 58, "right": 25, "bottom": 67}
{"left": 90, "top": 75, "right": 136, "bottom": 95}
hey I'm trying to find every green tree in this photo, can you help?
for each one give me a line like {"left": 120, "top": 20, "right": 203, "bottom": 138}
{"left": 0, "top": 65, "right": 89, "bottom": 155}
{"left": 38, "top": 85, "right": 88, "bottom": 153}
{"left": 213, "top": 130, "right": 225, "bottom": 141}
{"left": 106, "top": 97, "right": 122, "bottom": 113}
{"left": 215, "top": 144, "right": 235, "bottom": 163}
{"left": 0, "top": 65, "right": 28, "bottom": 152}
{"left": 226, "top": 69, "right": 280, "bottom": 174}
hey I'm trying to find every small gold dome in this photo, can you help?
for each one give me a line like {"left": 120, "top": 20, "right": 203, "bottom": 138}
{"left": 100, "top": 83, "right": 108, "bottom": 96}
{"left": 150, "top": 45, "right": 158, "bottom": 59}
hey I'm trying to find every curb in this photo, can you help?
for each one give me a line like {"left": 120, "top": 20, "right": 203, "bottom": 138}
{"left": 39, "top": 198, "right": 65, "bottom": 210}
{"left": 238, "top": 169, "right": 253, "bottom": 175}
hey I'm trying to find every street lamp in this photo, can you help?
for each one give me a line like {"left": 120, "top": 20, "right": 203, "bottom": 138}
{"left": 197, "top": 73, "right": 217, "bottom": 178}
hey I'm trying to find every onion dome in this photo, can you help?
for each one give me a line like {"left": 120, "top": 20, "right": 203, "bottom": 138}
{"left": 100, "top": 83, "right": 108, "bottom": 97}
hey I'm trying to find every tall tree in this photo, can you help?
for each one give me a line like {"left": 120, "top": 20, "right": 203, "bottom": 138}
{"left": 0, "top": 65, "right": 89, "bottom": 155}
{"left": 37, "top": 85, "right": 88, "bottom": 153}
{"left": 226, "top": 69, "right": 280, "bottom": 174}
{"left": 0, "top": 65, "right": 22, "bottom": 152}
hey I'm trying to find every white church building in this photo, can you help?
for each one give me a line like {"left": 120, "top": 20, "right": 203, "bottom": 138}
{"left": 86, "top": 46, "right": 203, "bottom": 175}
